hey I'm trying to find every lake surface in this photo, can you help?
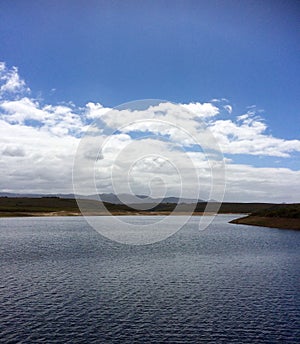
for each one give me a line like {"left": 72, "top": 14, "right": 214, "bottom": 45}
{"left": 0, "top": 215, "right": 299, "bottom": 343}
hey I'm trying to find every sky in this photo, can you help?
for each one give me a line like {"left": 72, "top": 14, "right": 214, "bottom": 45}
{"left": 0, "top": 0, "right": 299, "bottom": 202}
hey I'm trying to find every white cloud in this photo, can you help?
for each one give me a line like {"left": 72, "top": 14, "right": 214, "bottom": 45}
{"left": 223, "top": 105, "right": 232, "bottom": 113}
{"left": 224, "top": 163, "right": 300, "bottom": 202}
{"left": 181, "top": 102, "right": 219, "bottom": 118}
{"left": 91, "top": 103, "right": 300, "bottom": 158}
{"left": 85, "top": 102, "right": 111, "bottom": 119}
{"left": 0, "top": 97, "right": 86, "bottom": 136}
{"left": 1, "top": 97, "right": 46, "bottom": 123}
{"left": 0, "top": 61, "right": 299, "bottom": 201}
{"left": 0, "top": 62, "right": 29, "bottom": 96}
{"left": 209, "top": 115, "right": 300, "bottom": 157}
{"left": 0, "top": 119, "right": 79, "bottom": 193}
{"left": 2, "top": 145, "right": 25, "bottom": 157}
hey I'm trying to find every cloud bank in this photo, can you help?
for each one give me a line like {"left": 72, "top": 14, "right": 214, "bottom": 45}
{"left": 0, "top": 62, "right": 299, "bottom": 202}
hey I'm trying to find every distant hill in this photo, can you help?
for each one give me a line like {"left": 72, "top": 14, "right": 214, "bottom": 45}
{"left": 95, "top": 193, "right": 204, "bottom": 204}
{"left": 0, "top": 192, "right": 76, "bottom": 199}
{"left": 0, "top": 192, "right": 203, "bottom": 204}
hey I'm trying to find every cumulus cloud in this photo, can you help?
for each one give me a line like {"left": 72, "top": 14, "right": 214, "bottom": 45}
{"left": 0, "top": 62, "right": 29, "bottom": 96}
{"left": 0, "top": 61, "right": 300, "bottom": 201}
{"left": 2, "top": 145, "right": 25, "bottom": 157}
{"left": 0, "top": 118, "right": 79, "bottom": 193}
{"left": 91, "top": 102, "right": 300, "bottom": 158}
{"left": 181, "top": 102, "right": 219, "bottom": 118}
{"left": 1, "top": 97, "right": 46, "bottom": 123}
{"left": 0, "top": 97, "right": 86, "bottom": 136}
{"left": 209, "top": 115, "right": 300, "bottom": 157}
{"left": 224, "top": 164, "right": 300, "bottom": 202}
{"left": 85, "top": 102, "right": 111, "bottom": 119}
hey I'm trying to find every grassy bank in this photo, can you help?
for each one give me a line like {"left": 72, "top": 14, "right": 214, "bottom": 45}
{"left": 230, "top": 204, "right": 300, "bottom": 230}
{"left": 0, "top": 197, "right": 276, "bottom": 217}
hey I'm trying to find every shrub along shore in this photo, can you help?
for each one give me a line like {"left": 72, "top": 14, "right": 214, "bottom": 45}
{"left": 230, "top": 204, "right": 300, "bottom": 230}
{"left": 0, "top": 197, "right": 299, "bottom": 230}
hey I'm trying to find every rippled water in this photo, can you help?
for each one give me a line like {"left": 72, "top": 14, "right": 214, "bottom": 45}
{"left": 0, "top": 215, "right": 299, "bottom": 343}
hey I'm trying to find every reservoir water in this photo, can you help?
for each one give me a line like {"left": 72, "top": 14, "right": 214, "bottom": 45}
{"left": 0, "top": 215, "right": 299, "bottom": 343}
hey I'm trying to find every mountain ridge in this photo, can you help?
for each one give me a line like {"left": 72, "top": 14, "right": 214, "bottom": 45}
{"left": 0, "top": 192, "right": 204, "bottom": 204}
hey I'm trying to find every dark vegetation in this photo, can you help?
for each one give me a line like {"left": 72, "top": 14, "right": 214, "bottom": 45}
{"left": 230, "top": 203, "right": 300, "bottom": 230}
{"left": 1, "top": 197, "right": 299, "bottom": 230}
{"left": 0, "top": 196, "right": 79, "bottom": 213}
{"left": 0, "top": 196, "right": 277, "bottom": 217}
{"left": 0, "top": 197, "right": 134, "bottom": 215}
{"left": 251, "top": 203, "right": 300, "bottom": 218}
{"left": 149, "top": 202, "right": 275, "bottom": 213}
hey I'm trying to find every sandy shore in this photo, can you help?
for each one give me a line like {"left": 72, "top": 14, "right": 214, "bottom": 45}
{"left": 0, "top": 211, "right": 219, "bottom": 217}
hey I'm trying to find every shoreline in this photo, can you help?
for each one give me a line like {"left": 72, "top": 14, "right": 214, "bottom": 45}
{"left": 2, "top": 211, "right": 300, "bottom": 231}
{"left": 0, "top": 211, "right": 226, "bottom": 218}
{"left": 1, "top": 197, "right": 299, "bottom": 231}
{"left": 230, "top": 215, "right": 300, "bottom": 231}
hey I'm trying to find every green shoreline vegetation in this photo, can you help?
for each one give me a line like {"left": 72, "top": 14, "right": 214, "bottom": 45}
{"left": 0, "top": 197, "right": 299, "bottom": 231}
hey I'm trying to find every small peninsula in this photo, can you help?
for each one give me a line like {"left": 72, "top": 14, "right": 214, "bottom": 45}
{"left": 230, "top": 204, "right": 300, "bottom": 230}
{"left": 1, "top": 197, "right": 299, "bottom": 231}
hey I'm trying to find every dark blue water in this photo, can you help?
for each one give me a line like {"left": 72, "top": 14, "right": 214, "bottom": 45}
{"left": 0, "top": 215, "right": 299, "bottom": 343}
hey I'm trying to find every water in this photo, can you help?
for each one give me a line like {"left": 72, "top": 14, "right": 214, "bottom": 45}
{"left": 0, "top": 215, "right": 299, "bottom": 343}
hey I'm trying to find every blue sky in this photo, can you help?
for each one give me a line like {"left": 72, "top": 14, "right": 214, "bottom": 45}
{"left": 1, "top": 1, "right": 299, "bottom": 131}
{"left": 0, "top": 1, "right": 299, "bottom": 201}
